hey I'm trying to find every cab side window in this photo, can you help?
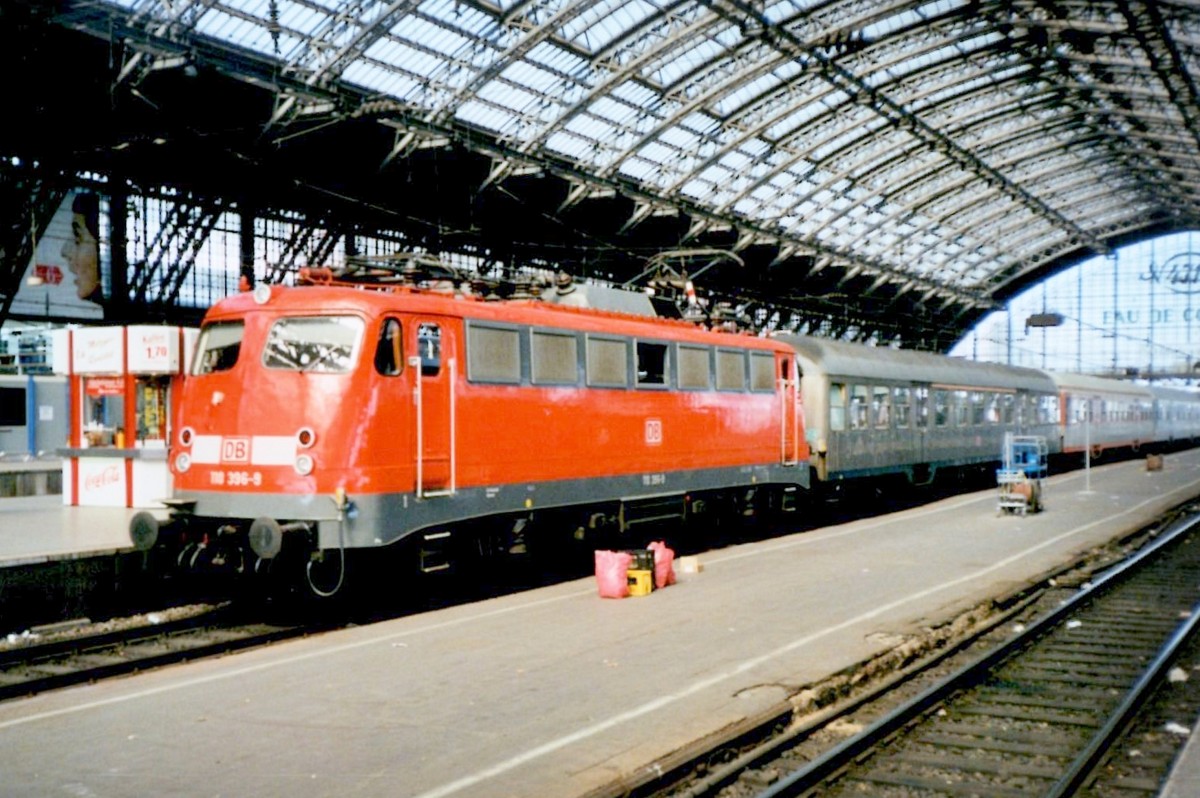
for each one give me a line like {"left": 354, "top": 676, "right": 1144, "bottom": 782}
{"left": 374, "top": 318, "right": 403, "bottom": 376}
{"left": 418, "top": 323, "right": 441, "bottom": 376}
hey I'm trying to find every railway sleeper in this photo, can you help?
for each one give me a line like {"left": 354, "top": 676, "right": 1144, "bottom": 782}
{"left": 890, "top": 750, "right": 1067, "bottom": 779}
{"left": 918, "top": 732, "right": 1078, "bottom": 757}
{"left": 952, "top": 704, "right": 1105, "bottom": 727}
{"left": 855, "top": 769, "right": 1034, "bottom": 797}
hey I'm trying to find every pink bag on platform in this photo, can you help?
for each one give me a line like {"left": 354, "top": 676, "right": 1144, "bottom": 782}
{"left": 647, "top": 540, "right": 677, "bottom": 589}
{"left": 595, "top": 550, "right": 634, "bottom": 598}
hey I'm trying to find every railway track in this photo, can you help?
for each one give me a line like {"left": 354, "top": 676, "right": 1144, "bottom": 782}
{"left": 641, "top": 507, "right": 1200, "bottom": 798}
{"left": 0, "top": 606, "right": 316, "bottom": 702}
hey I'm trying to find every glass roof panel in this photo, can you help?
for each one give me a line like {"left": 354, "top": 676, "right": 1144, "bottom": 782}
{"left": 546, "top": 130, "right": 597, "bottom": 160}
{"left": 273, "top": 3, "right": 328, "bottom": 37}
{"left": 391, "top": 18, "right": 476, "bottom": 62}
{"left": 86, "top": 0, "right": 1200, "bottom": 315}
{"left": 652, "top": 33, "right": 740, "bottom": 87}
{"left": 526, "top": 41, "right": 589, "bottom": 74}
{"left": 500, "top": 60, "right": 570, "bottom": 96}
{"left": 193, "top": 7, "right": 285, "bottom": 54}
{"left": 341, "top": 61, "right": 421, "bottom": 99}
{"left": 457, "top": 98, "right": 517, "bottom": 132}
{"left": 561, "top": 0, "right": 663, "bottom": 49}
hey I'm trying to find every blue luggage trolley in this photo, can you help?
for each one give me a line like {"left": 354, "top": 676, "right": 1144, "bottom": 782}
{"left": 996, "top": 433, "right": 1047, "bottom": 516}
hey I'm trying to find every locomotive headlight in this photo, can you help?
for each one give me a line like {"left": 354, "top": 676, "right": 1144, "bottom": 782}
{"left": 175, "top": 452, "right": 192, "bottom": 473}
{"left": 294, "top": 453, "right": 315, "bottom": 475}
{"left": 179, "top": 427, "right": 194, "bottom": 447}
{"left": 252, "top": 283, "right": 272, "bottom": 305}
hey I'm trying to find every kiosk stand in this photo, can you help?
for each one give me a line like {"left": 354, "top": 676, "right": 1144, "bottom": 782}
{"left": 52, "top": 326, "right": 197, "bottom": 508}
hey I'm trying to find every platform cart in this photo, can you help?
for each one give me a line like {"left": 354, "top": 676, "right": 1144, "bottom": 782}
{"left": 996, "top": 433, "right": 1047, "bottom": 516}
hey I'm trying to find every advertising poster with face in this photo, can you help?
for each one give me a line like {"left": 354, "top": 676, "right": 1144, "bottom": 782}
{"left": 9, "top": 191, "right": 107, "bottom": 320}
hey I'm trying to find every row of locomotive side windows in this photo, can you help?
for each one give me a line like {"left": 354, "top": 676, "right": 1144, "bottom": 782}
{"left": 463, "top": 320, "right": 777, "bottom": 392}
{"left": 828, "top": 383, "right": 1061, "bottom": 432}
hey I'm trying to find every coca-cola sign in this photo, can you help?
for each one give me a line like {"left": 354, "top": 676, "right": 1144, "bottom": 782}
{"left": 83, "top": 464, "right": 122, "bottom": 492}
{"left": 77, "top": 459, "right": 126, "bottom": 506}
{"left": 1141, "top": 252, "right": 1200, "bottom": 295}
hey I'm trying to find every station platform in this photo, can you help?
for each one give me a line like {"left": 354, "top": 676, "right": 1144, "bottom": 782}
{"left": 2, "top": 451, "right": 1200, "bottom": 798}
{"left": 0, "top": 494, "right": 137, "bottom": 566}
{"left": 0, "top": 457, "right": 61, "bottom": 499}
{"left": 1163, "top": 732, "right": 1200, "bottom": 798}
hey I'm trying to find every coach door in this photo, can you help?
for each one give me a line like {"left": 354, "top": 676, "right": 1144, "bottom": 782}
{"left": 410, "top": 320, "right": 456, "bottom": 497}
{"left": 780, "top": 355, "right": 799, "bottom": 466}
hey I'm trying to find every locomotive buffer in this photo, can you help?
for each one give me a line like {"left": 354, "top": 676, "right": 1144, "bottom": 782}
{"left": 997, "top": 432, "right": 1047, "bottom": 516}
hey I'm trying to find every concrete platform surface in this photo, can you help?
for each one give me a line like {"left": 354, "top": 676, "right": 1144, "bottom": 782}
{"left": 1162, "top": 728, "right": 1200, "bottom": 798}
{"left": 2, "top": 452, "right": 1200, "bottom": 798}
{"left": 0, "top": 494, "right": 137, "bottom": 565}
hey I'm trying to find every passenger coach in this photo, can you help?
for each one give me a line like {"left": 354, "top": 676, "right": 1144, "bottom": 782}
{"left": 777, "top": 335, "right": 1060, "bottom": 487}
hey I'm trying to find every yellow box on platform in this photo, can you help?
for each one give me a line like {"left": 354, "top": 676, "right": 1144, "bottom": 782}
{"left": 627, "top": 569, "right": 653, "bottom": 597}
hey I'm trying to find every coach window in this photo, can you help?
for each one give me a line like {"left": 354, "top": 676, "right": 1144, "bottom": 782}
{"left": 894, "top": 386, "right": 911, "bottom": 428}
{"left": 934, "top": 390, "right": 949, "bottom": 427}
{"left": 532, "top": 330, "right": 578, "bottom": 385}
{"left": 467, "top": 322, "right": 521, "bottom": 383}
{"left": 970, "top": 392, "right": 985, "bottom": 425}
{"left": 750, "top": 353, "right": 775, "bottom": 392}
{"left": 374, "top": 318, "right": 403, "bottom": 376}
{"left": 1043, "top": 395, "right": 1059, "bottom": 424}
{"left": 587, "top": 336, "right": 628, "bottom": 387}
{"left": 955, "top": 390, "right": 971, "bottom": 426}
{"left": 914, "top": 386, "right": 929, "bottom": 428}
{"left": 873, "top": 385, "right": 891, "bottom": 428}
{"left": 829, "top": 383, "right": 847, "bottom": 431}
{"left": 678, "top": 345, "right": 711, "bottom": 390}
{"left": 1002, "top": 394, "right": 1014, "bottom": 424}
{"left": 418, "top": 323, "right": 441, "bottom": 376}
{"left": 636, "top": 341, "right": 668, "bottom": 387}
{"left": 850, "top": 385, "right": 869, "bottom": 430}
{"left": 716, "top": 350, "right": 746, "bottom": 391}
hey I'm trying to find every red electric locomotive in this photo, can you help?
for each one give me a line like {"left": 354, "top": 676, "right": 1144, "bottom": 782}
{"left": 131, "top": 268, "right": 808, "bottom": 595}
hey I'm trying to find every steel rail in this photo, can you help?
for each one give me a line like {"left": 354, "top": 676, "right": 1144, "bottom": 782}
{"left": 754, "top": 508, "right": 1200, "bottom": 798}
{"left": 0, "top": 607, "right": 317, "bottom": 702}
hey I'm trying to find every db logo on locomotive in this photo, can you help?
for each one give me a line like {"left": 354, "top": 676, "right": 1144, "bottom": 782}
{"left": 221, "top": 437, "right": 250, "bottom": 463}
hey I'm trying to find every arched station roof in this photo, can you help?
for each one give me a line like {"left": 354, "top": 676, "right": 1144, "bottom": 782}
{"left": 3, "top": 0, "right": 1200, "bottom": 346}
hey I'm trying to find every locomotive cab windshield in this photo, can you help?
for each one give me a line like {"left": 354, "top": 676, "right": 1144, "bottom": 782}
{"left": 263, "top": 316, "right": 364, "bottom": 373}
{"left": 194, "top": 321, "right": 244, "bottom": 374}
